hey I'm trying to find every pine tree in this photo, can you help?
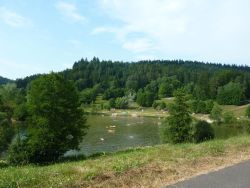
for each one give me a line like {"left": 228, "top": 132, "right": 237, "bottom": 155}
{"left": 164, "top": 88, "right": 192, "bottom": 143}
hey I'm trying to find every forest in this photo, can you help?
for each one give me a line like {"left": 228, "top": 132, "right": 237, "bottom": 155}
{"left": 16, "top": 58, "right": 250, "bottom": 106}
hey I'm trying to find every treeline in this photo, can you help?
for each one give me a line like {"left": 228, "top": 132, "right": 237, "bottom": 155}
{"left": 0, "top": 76, "right": 12, "bottom": 85}
{"left": 15, "top": 58, "right": 250, "bottom": 107}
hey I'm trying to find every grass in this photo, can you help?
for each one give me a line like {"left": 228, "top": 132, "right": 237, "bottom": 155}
{"left": 1, "top": 135, "right": 250, "bottom": 187}
{"left": 222, "top": 104, "right": 250, "bottom": 117}
{"left": 86, "top": 95, "right": 250, "bottom": 120}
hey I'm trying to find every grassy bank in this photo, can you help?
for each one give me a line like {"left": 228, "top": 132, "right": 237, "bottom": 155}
{"left": 86, "top": 96, "right": 250, "bottom": 119}
{"left": 1, "top": 135, "right": 250, "bottom": 188}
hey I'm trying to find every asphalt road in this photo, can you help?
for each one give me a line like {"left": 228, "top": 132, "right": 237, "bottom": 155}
{"left": 167, "top": 160, "right": 250, "bottom": 188}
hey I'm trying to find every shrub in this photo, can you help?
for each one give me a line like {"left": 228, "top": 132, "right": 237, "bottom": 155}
{"left": 8, "top": 138, "right": 30, "bottom": 165}
{"left": 152, "top": 101, "right": 167, "bottom": 110}
{"left": 210, "top": 103, "right": 222, "bottom": 123}
{"left": 115, "top": 97, "right": 129, "bottom": 109}
{"left": 223, "top": 111, "right": 236, "bottom": 124}
{"left": 109, "top": 98, "right": 116, "bottom": 108}
{"left": 0, "top": 119, "right": 14, "bottom": 153}
{"left": 193, "top": 121, "right": 214, "bottom": 143}
{"left": 136, "top": 89, "right": 154, "bottom": 107}
{"left": 190, "top": 100, "right": 214, "bottom": 114}
{"left": 216, "top": 82, "right": 245, "bottom": 105}
{"left": 0, "top": 160, "right": 8, "bottom": 168}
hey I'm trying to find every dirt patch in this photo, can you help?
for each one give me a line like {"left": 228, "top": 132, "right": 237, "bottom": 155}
{"left": 73, "top": 149, "right": 250, "bottom": 188}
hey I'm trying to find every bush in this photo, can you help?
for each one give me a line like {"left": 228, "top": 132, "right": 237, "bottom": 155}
{"left": 0, "top": 160, "right": 8, "bottom": 168}
{"left": 216, "top": 82, "right": 245, "bottom": 105}
{"left": 103, "top": 103, "right": 111, "bottom": 110}
{"left": 0, "top": 119, "right": 14, "bottom": 153}
{"left": 210, "top": 103, "right": 222, "bottom": 123}
{"left": 205, "top": 100, "right": 214, "bottom": 114}
{"left": 136, "top": 89, "right": 154, "bottom": 107}
{"left": 223, "top": 111, "right": 236, "bottom": 124}
{"left": 152, "top": 101, "right": 167, "bottom": 110}
{"left": 109, "top": 98, "right": 116, "bottom": 108}
{"left": 193, "top": 121, "right": 214, "bottom": 143}
{"left": 115, "top": 97, "right": 129, "bottom": 109}
{"left": 8, "top": 138, "right": 30, "bottom": 165}
{"left": 189, "top": 100, "right": 214, "bottom": 114}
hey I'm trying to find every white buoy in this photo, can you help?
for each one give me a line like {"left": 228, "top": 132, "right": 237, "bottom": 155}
{"left": 100, "top": 138, "right": 104, "bottom": 141}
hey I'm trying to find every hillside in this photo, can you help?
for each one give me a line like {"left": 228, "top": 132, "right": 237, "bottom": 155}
{"left": 15, "top": 59, "right": 250, "bottom": 103}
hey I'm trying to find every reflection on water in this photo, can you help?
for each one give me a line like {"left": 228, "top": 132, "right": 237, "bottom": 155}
{"left": 65, "top": 115, "right": 249, "bottom": 157}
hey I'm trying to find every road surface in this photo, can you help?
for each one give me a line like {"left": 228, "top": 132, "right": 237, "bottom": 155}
{"left": 167, "top": 160, "right": 250, "bottom": 188}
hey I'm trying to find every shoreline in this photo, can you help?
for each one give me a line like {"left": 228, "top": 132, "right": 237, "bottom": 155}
{"left": 86, "top": 108, "right": 169, "bottom": 118}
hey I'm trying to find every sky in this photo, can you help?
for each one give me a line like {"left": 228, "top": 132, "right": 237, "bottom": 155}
{"left": 0, "top": 0, "right": 250, "bottom": 79}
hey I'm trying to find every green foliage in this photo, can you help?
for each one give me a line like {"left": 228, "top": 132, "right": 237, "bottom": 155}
{"left": 80, "top": 88, "right": 97, "bottom": 104}
{"left": 223, "top": 111, "right": 236, "bottom": 124}
{"left": 109, "top": 98, "right": 116, "bottom": 108}
{"left": 0, "top": 96, "right": 15, "bottom": 153}
{"left": 158, "top": 83, "right": 172, "bottom": 98}
{"left": 164, "top": 88, "right": 192, "bottom": 143}
{"left": 15, "top": 58, "right": 250, "bottom": 106}
{"left": 210, "top": 103, "right": 223, "bottom": 123}
{"left": 103, "top": 88, "right": 125, "bottom": 100}
{"left": 189, "top": 100, "right": 214, "bottom": 114}
{"left": 205, "top": 100, "right": 215, "bottom": 114}
{"left": 115, "top": 97, "right": 129, "bottom": 109}
{"left": 0, "top": 119, "right": 14, "bottom": 153}
{"left": 217, "top": 82, "right": 245, "bottom": 105}
{"left": 245, "top": 106, "right": 250, "bottom": 118}
{"left": 152, "top": 101, "right": 166, "bottom": 110}
{"left": 193, "top": 121, "right": 214, "bottom": 143}
{"left": 0, "top": 76, "right": 12, "bottom": 85}
{"left": 158, "top": 77, "right": 181, "bottom": 98}
{"left": 8, "top": 137, "right": 30, "bottom": 165}
{"left": 136, "top": 89, "right": 154, "bottom": 107}
{"left": 126, "top": 76, "right": 139, "bottom": 91}
{"left": 13, "top": 103, "right": 28, "bottom": 121}
{"left": 9, "top": 73, "right": 87, "bottom": 164}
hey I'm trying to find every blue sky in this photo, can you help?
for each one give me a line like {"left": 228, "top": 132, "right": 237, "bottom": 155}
{"left": 0, "top": 0, "right": 250, "bottom": 79}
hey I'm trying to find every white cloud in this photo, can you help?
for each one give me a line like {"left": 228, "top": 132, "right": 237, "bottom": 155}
{"left": 0, "top": 6, "right": 30, "bottom": 27}
{"left": 56, "top": 1, "right": 86, "bottom": 23}
{"left": 96, "top": 0, "right": 250, "bottom": 64}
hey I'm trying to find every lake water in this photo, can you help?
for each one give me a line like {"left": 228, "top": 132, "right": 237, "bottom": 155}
{"left": 65, "top": 115, "right": 248, "bottom": 157}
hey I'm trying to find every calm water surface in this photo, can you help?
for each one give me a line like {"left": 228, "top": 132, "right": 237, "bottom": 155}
{"left": 65, "top": 115, "right": 248, "bottom": 156}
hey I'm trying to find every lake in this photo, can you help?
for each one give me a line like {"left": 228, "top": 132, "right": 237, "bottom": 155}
{"left": 65, "top": 115, "right": 248, "bottom": 157}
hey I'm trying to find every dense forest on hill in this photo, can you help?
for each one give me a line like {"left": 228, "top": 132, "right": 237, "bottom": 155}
{"left": 15, "top": 58, "right": 250, "bottom": 108}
